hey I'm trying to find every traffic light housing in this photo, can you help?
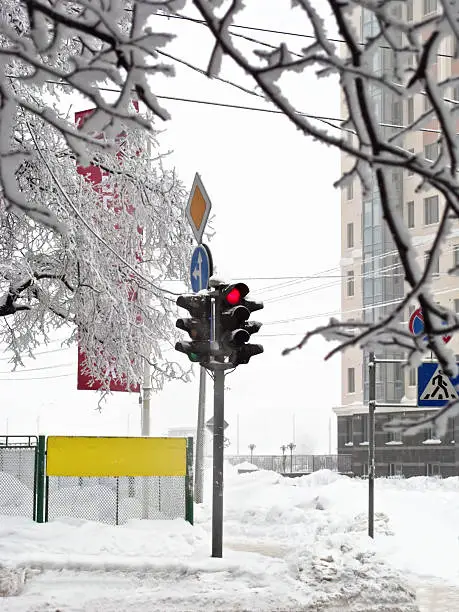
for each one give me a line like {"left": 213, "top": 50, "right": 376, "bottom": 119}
{"left": 217, "top": 283, "right": 263, "bottom": 365}
{"left": 175, "top": 294, "right": 211, "bottom": 364}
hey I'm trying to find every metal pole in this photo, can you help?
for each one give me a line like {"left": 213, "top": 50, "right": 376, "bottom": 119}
{"left": 36, "top": 435, "right": 46, "bottom": 523}
{"left": 141, "top": 359, "right": 151, "bottom": 519}
{"left": 141, "top": 359, "right": 151, "bottom": 436}
{"left": 212, "top": 367, "right": 225, "bottom": 558}
{"left": 368, "top": 351, "right": 376, "bottom": 539}
{"left": 195, "top": 366, "right": 206, "bottom": 504}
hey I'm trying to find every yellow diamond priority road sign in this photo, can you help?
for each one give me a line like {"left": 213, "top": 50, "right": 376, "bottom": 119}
{"left": 186, "top": 173, "right": 212, "bottom": 244}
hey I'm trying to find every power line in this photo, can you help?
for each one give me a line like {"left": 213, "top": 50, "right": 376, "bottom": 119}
{"left": 154, "top": 11, "right": 458, "bottom": 60}
{"left": 0, "top": 362, "right": 73, "bottom": 374}
{"left": 0, "top": 372, "right": 73, "bottom": 381}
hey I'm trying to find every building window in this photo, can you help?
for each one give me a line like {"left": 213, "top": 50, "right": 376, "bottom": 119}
{"left": 346, "top": 416, "right": 353, "bottom": 442}
{"left": 423, "top": 0, "right": 437, "bottom": 15}
{"left": 424, "top": 195, "right": 439, "bottom": 225}
{"left": 406, "top": 0, "right": 413, "bottom": 20}
{"left": 425, "top": 250, "right": 440, "bottom": 275}
{"left": 346, "top": 181, "right": 353, "bottom": 200}
{"left": 392, "top": 100, "right": 402, "bottom": 125}
{"left": 407, "top": 148, "right": 414, "bottom": 175}
{"left": 348, "top": 367, "right": 355, "bottom": 394}
{"left": 424, "top": 142, "right": 439, "bottom": 162}
{"left": 426, "top": 463, "right": 441, "bottom": 476}
{"left": 409, "top": 367, "right": 416, "bottom": 387}
{"left": 407, "top": 97, "right": 414, "bottom": 123}
{"left": 362, "top": 414, "right": 368, "bottom": 442}
{"left": 453, "top": 246, "right": 459, "bottom": 272}
{"left": 407, "top": 201, "right": 415, "bottom": 228}
{"left": 347, "top": 222, "right": 354, "bottom": 249}
{"left": 347, "top": 270, "right": 355, "bottom": 297}
{"left": 362, "top": 462, "right": 369, "bottom": 477}
{"left": 424, "top": 425, "right": 437, "bottom": 441}
{"left": 389, "top": 463, "right": 403, "bottom": 477}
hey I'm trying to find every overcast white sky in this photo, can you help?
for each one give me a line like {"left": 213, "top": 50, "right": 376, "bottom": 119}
{"left": 0, "top": 1, "right": 343, "bottom": 455}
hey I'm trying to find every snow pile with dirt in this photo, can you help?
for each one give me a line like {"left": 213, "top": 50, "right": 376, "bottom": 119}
{"left": 1, "top": 464, "right": 458, "bottom": 610}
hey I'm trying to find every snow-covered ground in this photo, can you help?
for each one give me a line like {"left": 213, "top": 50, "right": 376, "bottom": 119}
{"left": 1, "top": 464, "right": 459, "bottom": 611}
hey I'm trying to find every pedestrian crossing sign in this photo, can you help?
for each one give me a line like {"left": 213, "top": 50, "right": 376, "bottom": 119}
{"left": 417, "top": 363, "right": 459, "bottom": 407}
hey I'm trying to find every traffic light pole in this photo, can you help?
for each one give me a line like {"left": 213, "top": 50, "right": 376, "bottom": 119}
{"left": 212, "top": 366, "right": 225, "bottom": 558}
{"left": 211, "top": 289, "right": 225, "bottom": 558}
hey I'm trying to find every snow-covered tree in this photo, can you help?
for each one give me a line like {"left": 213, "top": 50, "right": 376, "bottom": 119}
{"left": 0, "top": 0, "right": 185, "bottom": 229}
{"left": 1, "top": 109, "right": 192, "bottom": 390}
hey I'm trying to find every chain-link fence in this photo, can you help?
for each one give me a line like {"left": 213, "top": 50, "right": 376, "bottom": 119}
{"left": 46, "top": 475, "right": 186, "bottom": 525}
{"left": 0, "top": 436, "right": 38, "bottom": 519}
{"left": 226, "top": 454, "right": 352, "bottom": 474}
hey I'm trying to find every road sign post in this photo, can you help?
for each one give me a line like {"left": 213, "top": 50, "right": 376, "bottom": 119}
{"left": 368, "top": 352, "right": 376, "bottom": 539}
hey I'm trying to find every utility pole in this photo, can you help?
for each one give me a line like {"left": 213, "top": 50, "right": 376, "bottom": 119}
{"left": 141, "top": 359, "right": 151, "bottom": 436}
{"left": 141, "top": 358, "right": 151, "bottom": 519}
{"left": 194, "top": 366, "right": 206, "bottom": 504}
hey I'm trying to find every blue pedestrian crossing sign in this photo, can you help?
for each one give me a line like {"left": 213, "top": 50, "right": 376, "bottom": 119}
{"left": 417, "top": 363, "right": 459, "bottom": 407}
{"left": 190, "top": 244, "right": 213, "bottom": 293}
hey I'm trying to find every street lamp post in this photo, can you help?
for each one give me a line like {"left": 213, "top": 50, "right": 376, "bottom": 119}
{"left": 248, "top": 443, "right": 256, "bottom": 463}
{"left": 280, "top": 445, "right": 287, "bottom": 473}
{"left": 287, "top": 442, "right": 296, "bottom": 473}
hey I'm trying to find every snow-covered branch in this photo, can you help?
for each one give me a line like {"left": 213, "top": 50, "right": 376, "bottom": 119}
{"left": 191, "top": 0, "right": 459, "bottom": 423}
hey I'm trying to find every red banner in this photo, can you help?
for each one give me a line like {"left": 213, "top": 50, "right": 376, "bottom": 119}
{"left": 75, "top": 108, "right": 140, "bottom": 393}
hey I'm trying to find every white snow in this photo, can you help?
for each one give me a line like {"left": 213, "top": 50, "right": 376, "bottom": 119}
{"left": 234, "top": 461, "right": 259, "bottom": 471}
{"left": 1, "top": 465, "right": 459, "bottom": 610}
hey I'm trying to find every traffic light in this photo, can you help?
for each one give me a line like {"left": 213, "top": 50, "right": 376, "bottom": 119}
{"left": 175, "top": 294, "right": 211, "bottom": 364}
{"left": 217, "top": 283, "right": 263, "bottom": 365}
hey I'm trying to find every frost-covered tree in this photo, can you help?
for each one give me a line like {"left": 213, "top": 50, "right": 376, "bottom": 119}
{"left": 1, "top": 110, "right": 192, "bottom": 390}
{"left": 189, "top": 0, "right": 459, "bottom": 430}
{"left": 0, "top": 0, "right": 186, "bottom": 228}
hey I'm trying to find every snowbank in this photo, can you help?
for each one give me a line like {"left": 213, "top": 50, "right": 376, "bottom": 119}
{"left": 2, "top": 469, "right": 459, "bottom": 610}
{"left": 234, "top": 461, "right": 258, "bottom": 472}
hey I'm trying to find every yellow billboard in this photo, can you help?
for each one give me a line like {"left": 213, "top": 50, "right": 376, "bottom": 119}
{"left": 46, "top": 436, "right": 187, "bottom": 477}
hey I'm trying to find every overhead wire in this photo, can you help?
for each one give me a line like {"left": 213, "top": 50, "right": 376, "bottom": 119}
{"left": 153, "top": 11, "right": 458, "bottom": 60}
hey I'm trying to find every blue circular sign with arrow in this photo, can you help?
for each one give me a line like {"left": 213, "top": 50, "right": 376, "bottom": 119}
{"left": 190, "top": 244, "right": 213, "bottom": 293}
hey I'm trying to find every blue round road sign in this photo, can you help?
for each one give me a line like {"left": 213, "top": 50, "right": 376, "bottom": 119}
{"left": 190, "top": 245, "right": 213, "bottom": 293}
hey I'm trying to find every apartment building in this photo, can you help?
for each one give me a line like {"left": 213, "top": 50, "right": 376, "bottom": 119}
{"left": 334, "top": 1, "right": 459, "bottom": 477}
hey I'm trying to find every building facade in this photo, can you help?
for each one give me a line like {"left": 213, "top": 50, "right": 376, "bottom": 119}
{"left": 334, "top": 1, "right": 459, "bottom": 477}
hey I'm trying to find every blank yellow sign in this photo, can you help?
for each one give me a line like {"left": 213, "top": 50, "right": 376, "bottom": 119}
{"left": 46, "top": 436, "right": 187, "bottom": 477}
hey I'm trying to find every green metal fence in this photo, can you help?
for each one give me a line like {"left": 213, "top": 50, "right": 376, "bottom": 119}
{"left": 0, "top": 435, "right": 193, "bottom": 525}
{"left": 0, "top": 435, "right": 42, "bottom": 520}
